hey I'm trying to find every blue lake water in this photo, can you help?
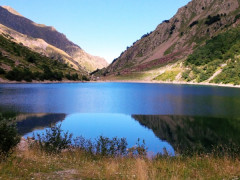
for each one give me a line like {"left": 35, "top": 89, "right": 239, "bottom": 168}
{"left": 0, "top": 82, "right": 240, "bottom": 155}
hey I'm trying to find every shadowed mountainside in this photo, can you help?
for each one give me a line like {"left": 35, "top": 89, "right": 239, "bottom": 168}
{"left": 133, "top": 115, "right": 240, "bottom": 154}
{"left": 16, "top": 113, "right": 66, "bottom": 136}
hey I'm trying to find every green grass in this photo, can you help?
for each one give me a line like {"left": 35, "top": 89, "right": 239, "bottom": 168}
{"left": 154, "top": 69, "right": 180, "bottom": 81}
{"left": 114, "top": 72, "right": 150, "bottom": 81}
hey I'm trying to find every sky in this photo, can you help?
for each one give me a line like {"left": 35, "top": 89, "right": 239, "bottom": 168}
{"left": 0, "top": 0, "right": 191, "bottom": 63}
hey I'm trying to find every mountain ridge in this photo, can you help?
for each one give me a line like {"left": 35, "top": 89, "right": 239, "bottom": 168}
{"left": 0, "top": 6, "right": 108, "bottom": 72}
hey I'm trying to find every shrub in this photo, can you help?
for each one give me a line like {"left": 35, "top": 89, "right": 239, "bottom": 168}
{"left": 74, "top": 136, "right": 128, "bottom": 157}
{"left": 73, "top": 136, "right": 95, "bottom": 154}
{"left": 234, "top": 14, "right": 240, "bottom": 22}
{"left": 0, "top": 113, "right": 20, "bottom": 157}
{"left": 82, "top": 75, "right": 89, "bottom": 81}
{"left": 170, "top": 24, "right": 176, "bottom": 35}
{"left": 128, "top": 138, "right": 147, "bottom": 157}
{"left": 0, "top": 67, "right": 5, "bottom": 74}
{"left": 27, "top": 56, "right": 36, "bottom": 63}
{"left": 205, "top": 15, "right": 221, "bottom": 26}
{"left": 66, "top": 73, "right": 79, "bottom": 81}
{"left": 182, "top": 70, "right": 191, "bottom": 80}
{"left": 189, "top": 21, "right": 199, "bottom": 28}
{"left": 34, "top": 124, "right": 147, "bottom": 157}
{"left": 36, "top": 124, "right": 73, "bottom": 154}
{"left": 95, "top": 136, "right": 128, "bottom": 157}
{"left": 162, "top": 20, "right": 170, "bottom": 23}
{"left": 5, "top": 68, "right": 34, "bottom": 82}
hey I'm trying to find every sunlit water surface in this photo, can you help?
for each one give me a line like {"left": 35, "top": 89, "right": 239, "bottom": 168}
{"left": 1, "top": 83, "right": 240, "bottom": 155}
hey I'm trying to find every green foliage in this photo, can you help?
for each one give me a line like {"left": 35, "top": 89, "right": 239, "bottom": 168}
{"left": 182, "top": 70, "right": 192, "bottom": 81}
{"left": 128, "top": 138, "right": 147, "bottom": 157}
{"left": 36, "top": 124, "right": 73, "bottom": 154}
{"left": 141, "top": 32, "right": 152, "bottom": 39}
{"left": 0, "top": 67, "right": 5, "bottom": 74}
{"left": 154, "top": 70, "right": 180, "bottom": 81}
{"left": 185, "top": 26, "right": 240, "bottom": 84}
{"left": 186, "top": 27, "right": 240, "bottom": 66}
{"left": 0, "top": 113, "right": 20, "bottom": 157}
{"left": 170, "top": 24, "right": 176, "bottom": 35}
{"left": 5, "top": 68, "right": 34, "bottom": 82}
{"left": 35, "top": 124, "right": 147, "bottom": 157}
{"left": 234, "top": 14, "right": 240, "bottom": 22}
{"left": 95, "top": 136, "right": 128, "bottom": 157}
{"left": 0, "top": 34, "right": 86, "bottom": 82}
{"left": 27, "top": 55, "right": 37, "bottom": 63}
{"left": 212, "top": 58, "right": 240, "bottom": 85}
{"left": 189, "top": 20, "right": 199, "bottom": 28}
{"left": 82, "top": 75, "right": 89, "bottom": 81}
{"left": 66, "top": 73, "right": 79, "bottom": 81}
{"left": 205, "top": 15, "right": 221, "bottom": 26}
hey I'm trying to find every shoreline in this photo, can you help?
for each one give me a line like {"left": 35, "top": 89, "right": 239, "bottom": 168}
{"left": 96, "top": 80, "right": 240, "bottom": 88}
{"left": 0, "top": 78, "right": 240, "bottom": 88}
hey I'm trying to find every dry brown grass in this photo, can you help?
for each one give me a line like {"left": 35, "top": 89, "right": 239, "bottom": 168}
{"left": 0, "top": 148, "right": 240, "bottom": 180}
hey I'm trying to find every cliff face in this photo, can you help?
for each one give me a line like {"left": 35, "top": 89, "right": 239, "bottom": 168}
{"left": 106, "top": 0, "right": 240, "bottom": 74}
{"left": 0, "top": 6, "right": 108, "bottom": 72}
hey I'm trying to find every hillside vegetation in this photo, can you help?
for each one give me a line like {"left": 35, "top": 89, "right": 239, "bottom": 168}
{"left": 0, "top": 34, "right": 88, "bottom": 82}
{"left": 183, "top": 27, "right": 240, "bottom": 84}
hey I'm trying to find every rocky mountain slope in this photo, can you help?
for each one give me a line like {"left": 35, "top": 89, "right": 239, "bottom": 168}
{"left": 104, "top": 0, "right": 240, "bottom": 85}
{"left": 0, "top": 6, "right": 108, "bottom": 72}
{"left": 0, "top": 33, "right": 88, "bottom": 82}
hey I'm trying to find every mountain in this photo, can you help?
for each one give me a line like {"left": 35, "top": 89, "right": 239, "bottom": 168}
{"left": 0, "top": 32, "right": 88, "bottom": 82}
{"left": 104, "top": 0, "right": 240, "bottom": 85}
{"left": 0, "top": 6, "right": 108, "bottom": 72}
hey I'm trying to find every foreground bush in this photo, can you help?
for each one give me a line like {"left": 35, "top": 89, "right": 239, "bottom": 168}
{"left": 0, "top": 113, "right": 20, "bottom": 157}
{"left": 34, "top": 124, "right": 146, "bottom": 157}
{"left": 36, "top": 125, "right": 73, "bottom": 154}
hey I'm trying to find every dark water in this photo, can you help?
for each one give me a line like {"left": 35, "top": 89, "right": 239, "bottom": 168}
{"left": 1, "top": 83, "right": 240, "bottom": 155}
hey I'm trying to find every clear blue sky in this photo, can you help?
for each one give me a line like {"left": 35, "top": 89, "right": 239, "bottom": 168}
{"left": 1, "top": 0, "right": 190, "bottom": 63}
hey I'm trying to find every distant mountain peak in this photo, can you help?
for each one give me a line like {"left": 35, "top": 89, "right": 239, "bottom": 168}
{"left": 1, "top": 5, "right": 23, "bottom": 17}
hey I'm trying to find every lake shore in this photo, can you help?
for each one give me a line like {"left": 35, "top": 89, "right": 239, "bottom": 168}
{"left": 94, "top": 79, "right": 240, "bottom": 88}
{"left": 1, "top": 77, "right": 240, "bottom": 88}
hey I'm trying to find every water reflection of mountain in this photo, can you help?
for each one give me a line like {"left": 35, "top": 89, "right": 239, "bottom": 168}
{"left": 16, "top": 114, "right": 66, "bottom": 136}
{"left": 132, "top": 115, "right": 240, "bottom": 154}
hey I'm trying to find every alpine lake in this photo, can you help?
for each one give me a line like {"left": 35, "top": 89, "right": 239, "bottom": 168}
{"left": 0, "top": 82, "right": 240, "bottom": 156}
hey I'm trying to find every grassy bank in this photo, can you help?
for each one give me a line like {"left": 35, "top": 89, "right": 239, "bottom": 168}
{"left": 0, "top": 148, "right": 240, "bottom": 179}
{"left": 1, "top": 115, "right": 240, "bottom": 179}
